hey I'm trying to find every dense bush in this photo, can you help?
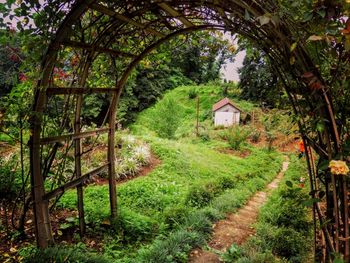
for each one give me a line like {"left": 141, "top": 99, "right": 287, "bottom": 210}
{"left": 149, "top": 97, "right": 183, "bottom": 139}
{"left": 23, "top": 245, "right": 109, "bottom": 263}
{"left": 0, "top": 156, "right": 21, "bottom": 201}
{"left": 112, "top": 208, "right": 157, "bottom": 242}
{"left": 186, "top": 181, "right": 221, "bottom": 207}
{"left": 221, "top": 126, "right": 251, "bottom": 150}
{"left": 185, "top": 175, "right": 237, "bottom": 208}
{"left": 188, "top": 88, "right": 198, "bottom": 99}
{"left": 250, "top": 130, "right": 261, "bottom": 143}
{"left": 138, "top": 229, "right": 206, "bottom": 263}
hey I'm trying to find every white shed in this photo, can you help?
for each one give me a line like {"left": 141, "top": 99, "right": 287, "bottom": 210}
{"left": 212, "top": 98, "right": 241, "bottom": 127}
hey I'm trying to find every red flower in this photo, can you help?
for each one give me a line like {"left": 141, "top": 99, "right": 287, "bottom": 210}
{"left": 19, "top": 73, "right": 27, "bottom": 82}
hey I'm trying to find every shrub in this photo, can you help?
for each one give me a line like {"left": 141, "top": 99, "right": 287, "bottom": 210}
{"left": 0, "top": 155, "right": 21, "bottom": 201}
{"left": 183, "top": 211, "right": 212, "bottom": 236}
{"left": 250, "top": 130, "right": 261, "bottom": 143}
{"left": 112, "top": 208, "right": 157, "bottom": 242}
{"left": 221, "top": 244, "right": 242, "bottom": 262}
{"left": 270, "top": 227, "right": 308, "bottom": 261}
{"left": 260, "top": 187, "right": 310, "bottom": 234}
{"left": 217, "top": 175, "right": 236, "bottom": 190}
{"left": 133, "top": 144, "right": 151, "bottom": 165}
{"left": 150, "top": 97, "right": 183, "bottom": 139}
{"left": 138, "top": 229, "right": 205, "bottom": 263}
{"left": 188, "top": 88, "right": 198, "bottom": 99}
{"left": 185, "top": 181, "right": 221, "bottom": 207}
{"left": 163, "top": 205, "right": 191, "bottom": 229}
{"left": 198, "top": 129, "right": 210, "bottom": 141}
{"left": 23, "top": 245, "right": 109, "bottom": 263}
{"left": 266, "top": 131, "right": 277, "bottom": 151}
{"left": 116, "top": 157, "right": 140, "bottom": 178}
{"left": 222, "top": 126, "right": 251, "bottom": 150}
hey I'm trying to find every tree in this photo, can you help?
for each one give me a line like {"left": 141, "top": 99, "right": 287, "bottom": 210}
{"left": 238, "top": 46, "right": 286, "bottom": 108}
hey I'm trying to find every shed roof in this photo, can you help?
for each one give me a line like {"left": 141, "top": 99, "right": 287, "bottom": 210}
{"left": 212, "top": 97, "right": 241, "bottom": 112}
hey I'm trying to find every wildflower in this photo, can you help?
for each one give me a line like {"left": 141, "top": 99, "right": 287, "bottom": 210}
{"left": 329, "top": 160, "right": 349, "bottom": 175}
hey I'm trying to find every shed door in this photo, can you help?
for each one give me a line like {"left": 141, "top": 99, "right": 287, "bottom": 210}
{"left": 233, "top": 112, "right": 240, "bottom": 124}
{"left": 215, "top": 112, "right": 234, "bottom": 127}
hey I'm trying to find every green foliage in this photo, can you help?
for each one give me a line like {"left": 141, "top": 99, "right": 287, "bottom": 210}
{"left": 221, "top": 244, "right": 242, "bottom": 262}
{"left": 138, "top": 229, "right": 205, "bottom": 263}
{"left": 112, "top": 208, "right": 158, "bottom": 243}
{"left": 250, "top": 130, "right": 261, "bottom": 143}
{"left": 186, "top": 181, "right": 221, "bottom": 207}
{"left": 221, "top": 126, "right": 251, "bottom": 150}
{"left": 23, "top": 245, "right": 109, "bottom": 263}
{"left": 149, "top": 97, "right": 183, "bottom": 139}
{"left": 0, "top": 29, "right": 22, "bottom": 95}
{"left": 0, "top": 155, "right": 21, "bottom": 201}
{"left": 188, "top": 88, "right": 198, "bottom": 99}
{"left": 238, "top": 44, "right": 286, "bottom": 108}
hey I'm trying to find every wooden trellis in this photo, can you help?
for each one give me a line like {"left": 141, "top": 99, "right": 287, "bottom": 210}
{"left": 28, "top": 0, "right": 349, "bottom": 261}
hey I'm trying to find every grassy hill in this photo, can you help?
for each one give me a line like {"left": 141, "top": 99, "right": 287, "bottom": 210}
{"left": 55, "top": 84, "right": 298, "bottom": 262}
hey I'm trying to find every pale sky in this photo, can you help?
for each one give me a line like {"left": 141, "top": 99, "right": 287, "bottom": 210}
{"left": 220, "top": 50, "right": 245, "bottom": 82}
{"left": 219, "top": 32, "right": 245, "bottom": 83}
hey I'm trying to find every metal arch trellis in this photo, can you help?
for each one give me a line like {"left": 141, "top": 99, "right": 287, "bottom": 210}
{"left": 27, "top": 0, "right": 349, "bottom": 260}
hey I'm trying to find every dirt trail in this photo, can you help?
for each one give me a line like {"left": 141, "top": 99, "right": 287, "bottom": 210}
{"left": 188, "top": 160, "right": 290, "bottom": 263}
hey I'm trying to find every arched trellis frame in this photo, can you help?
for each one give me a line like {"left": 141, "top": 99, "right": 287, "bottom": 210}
{"left": 28, "top": 0, "right": 349, "bottom": 260}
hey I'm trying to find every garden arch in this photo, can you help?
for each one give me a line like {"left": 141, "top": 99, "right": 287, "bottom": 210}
{"left": 29, "top": 0, "right": 348, "bottom": 260}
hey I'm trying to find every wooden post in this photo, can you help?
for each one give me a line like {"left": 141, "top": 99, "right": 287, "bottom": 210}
{"left": 342, "top": 177, "right": 349, "bottom": 260}
{"left": 30, "top": 108, "right": 53, "bottom": 247}
{"left": 108, "top": 92, "right": 118, "bottom": 219}
{"left": 74, "top": 93, "right": 85, "bottom": 236}
{"left": 30, "top": 61, "right": 56, "bottom": 248}
{"left": 74, "top": 55, "right": 93, "bottom": 236}
{"left": 196, "top": 96, "right": 199, "bottom": 137}
{"left": 330, "top": 174, "right": 340, "bottom": 253}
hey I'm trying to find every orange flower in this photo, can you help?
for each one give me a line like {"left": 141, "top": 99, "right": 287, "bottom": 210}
{"left": 298, "top": 140, "right": 305, "bottom": 153}
{"left": 329, "top": 160, "right": 349, "bottom": 175}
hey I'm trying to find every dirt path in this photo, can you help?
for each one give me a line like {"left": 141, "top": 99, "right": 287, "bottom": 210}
{"left": 188, "top": 160, "right": 290, "bottom": 263}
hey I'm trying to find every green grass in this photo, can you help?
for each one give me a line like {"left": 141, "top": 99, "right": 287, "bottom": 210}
{"left": 56, "top": 85, "right": 288, "bottom": 262}
{"left": 131, "top": 85, "right": 256, "bottom": 140}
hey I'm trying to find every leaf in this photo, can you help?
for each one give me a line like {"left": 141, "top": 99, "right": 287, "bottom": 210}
{"left": 307, "top": 35, "right": 323, "bottom": 41}
{"left": 244, "top": 9, "right": 250, "bottom": 20}
{"left": 290, "top": 42, "right": 297, "bottom": 52}
{"left": 290, "top": 56, "right": 295, "bottom": 65}
{"left": 303, "top": 11, "right": 313, "bottom": 22}
{"left": 257, "top": 15, "right": 270, "bottom": 26}
{"left": 65, "top": 217, "right": 75, "bottom": 223}
{"left": 334, "top": 256, "right": 344, "bottom": 263}
{"left": 302, "top": 198, "right": 320, "bottom": 207}
{"left": 59, "top": 223, "right": 71, "bottom": 230}
{"left": 316, "top": 122, "right": 325, "bottom": 132}
{"left": 9, "top": 247, "right": 17, "bottom": 253}
{"left": 285, "top": 180, "right": 293, "bottom": 188}
{"left": 271, "top": 15, "right": 280, "bottom": 27}
{"left": 317, "top": 9, "right": 326, "bottom": 18}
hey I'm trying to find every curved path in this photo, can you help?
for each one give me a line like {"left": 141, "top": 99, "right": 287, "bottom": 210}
{"left": 188, "top": 160, "right": 290, "bottom": 263}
